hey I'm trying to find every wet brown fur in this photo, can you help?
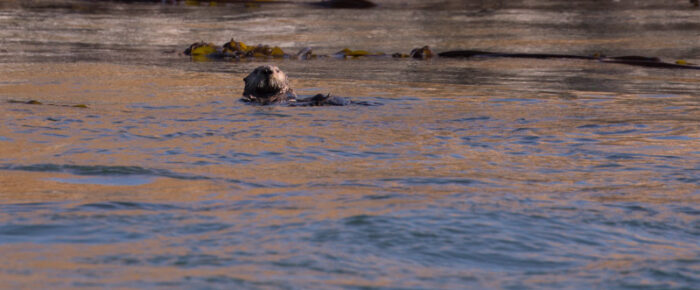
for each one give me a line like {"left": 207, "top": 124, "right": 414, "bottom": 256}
{"left": 241, "top": 65, "right": 296, "bottom": 105}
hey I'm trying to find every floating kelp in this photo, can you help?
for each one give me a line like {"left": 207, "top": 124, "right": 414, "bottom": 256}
{"left": 437, "top": 50, "right": 594, "bottom": 60}
{"left": 296, "top": 47, "right": 314, "bottom": 60}
{"left": 184, "top": 39, "right": 291, "bottom": 59}
{"left": 334, "top": 46, "right": 434, "bottom": 58}
{"left": 11, "top": 99, "right": 44, "bottom": 105}
{"left": 7, "top": 99, "right": 88, "bottom": 108}
{"left": 438, "top": 50, "right": 700, "bottom": 70}
{"left": 179, "top": 0, "right": 377, "bottom": 8}
{"left": 408, "top": 46, "right": 434, "bottom": 59}
{"left": 334, "top": 48, "right": 384, "bottom": 58}
{"left": 184, "top": 41, "right": 220, "bottom": 56}
{"left": 222, "top": 39, "right": 285, "bottom": 57}
{"left": 183, "top": 40, "right": 699, "bottom": 70}
{"left": 599, "top": 56, "right": 699, "bottom": 69}
{"left": 181, "top": 0, "right": 292, "bottom": 6}
{"left": 309, "top": 0, "right": 376, "bottom": 9}
{"left": 184, "top": 39, "right": 435, "bottom": 60}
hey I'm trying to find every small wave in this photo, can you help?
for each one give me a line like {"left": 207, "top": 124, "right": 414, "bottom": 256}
{"left": 448, "top": 116, "right": 491, "bottom": 122}
{"left": 127, "top": 104, "right": 187, "bottom": 110}
{"left": 0, "top": 163, "right": 210, "bottom": 181}
{"left": 49, "top": 176, "right": 153, "bottom": 186}
{"left": 77, "top": 201, "right": 184, "bottom": 211}
{"left": 380, "top": 177, "right": 480, "bottom": 186}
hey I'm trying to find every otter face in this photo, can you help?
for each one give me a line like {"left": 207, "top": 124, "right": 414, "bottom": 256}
{"left": 242, "top": 65, "right": 290, "bottom": 100}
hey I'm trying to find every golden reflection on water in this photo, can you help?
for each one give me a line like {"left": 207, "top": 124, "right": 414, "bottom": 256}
{"left": 1, "top": 62, "right": 698, "bottom": 203}
{"left": 0, "top": 59, "right": 698, "bottom": 287}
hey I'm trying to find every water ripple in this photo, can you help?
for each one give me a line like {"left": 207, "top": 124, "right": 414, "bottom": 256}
{"left": 0, "top": 163, "right": 210, "bottom": 180}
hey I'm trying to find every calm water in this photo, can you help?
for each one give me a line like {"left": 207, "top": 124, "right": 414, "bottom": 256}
{"left": 1, "top": 0, "right": 699, "bottom": 288}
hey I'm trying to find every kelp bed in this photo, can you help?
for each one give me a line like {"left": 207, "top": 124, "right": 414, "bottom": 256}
{"left": 184, "top": 39, "right": 700, "bottom": 70}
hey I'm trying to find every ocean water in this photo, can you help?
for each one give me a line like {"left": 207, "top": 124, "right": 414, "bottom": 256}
{"left": 0, "top": 0, "right": 698, "bottom": 288}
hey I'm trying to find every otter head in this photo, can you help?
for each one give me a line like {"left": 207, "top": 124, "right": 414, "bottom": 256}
{"left": 242, "top": 65, "right": 293, "bottom": 103}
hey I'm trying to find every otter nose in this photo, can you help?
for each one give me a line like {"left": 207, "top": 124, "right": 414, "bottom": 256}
{"left": 262, "top": 67, "right": 272, "bottom": 75}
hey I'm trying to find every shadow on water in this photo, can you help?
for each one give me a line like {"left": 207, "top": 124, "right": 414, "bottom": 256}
{"left": 0, "top": 164, "right": 201, "bottom": 178}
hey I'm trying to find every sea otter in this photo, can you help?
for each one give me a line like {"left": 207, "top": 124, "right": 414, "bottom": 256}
{"left": 241, "top": 65, "right": 375, "bottom": 106}
{"left": 241, "top": 65, "right": 296, "bottom": 105}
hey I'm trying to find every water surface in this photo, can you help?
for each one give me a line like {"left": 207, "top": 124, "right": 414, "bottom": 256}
{"left": 0, "top": 0, "right": 699, "bottom": 288}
